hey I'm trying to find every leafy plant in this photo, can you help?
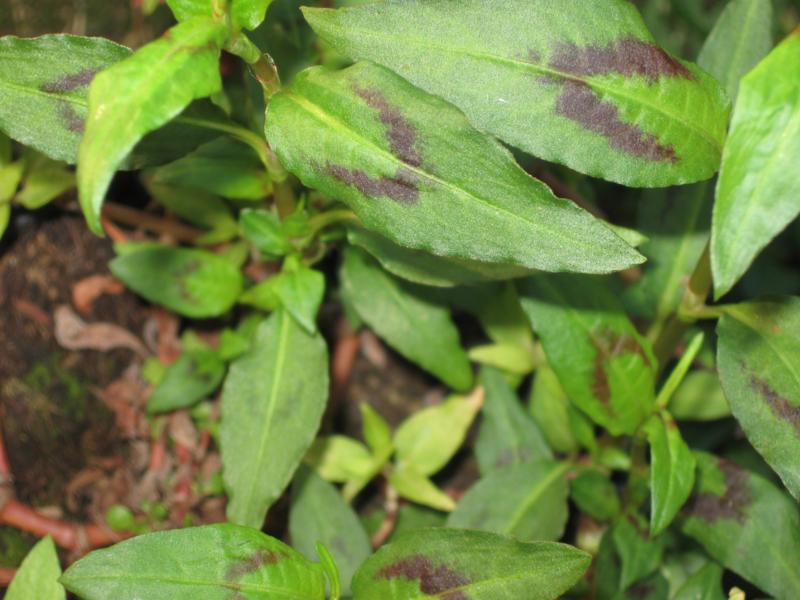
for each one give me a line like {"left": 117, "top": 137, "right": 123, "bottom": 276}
{"left": 2, "top": 0, "right": 800, "bottom": 599}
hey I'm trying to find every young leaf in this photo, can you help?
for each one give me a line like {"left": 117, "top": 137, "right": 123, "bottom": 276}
{"left": 351, "top": 528, "right": 590, "bottom": 600}
{"left": 266, "top": 62, "right": 643, "bottom": 274}
{"left": 78, "top": 18, "right": 227, "bottom": 234}
{"left": 148, "top": 138, "right": 272, "bottom": 200}
{"left": 341, "top": 246, "right": 472, "bottom": 391}
{"left": 240, "top": 208, "right": 292, "bottom": 257}
{"left": 475, "top": 366, "right": 551, "bottom": 474}
{"left": 232, "top": 0, "right": 273, "bottom": 30}
{"left": 697, "top": 0, "right": 773, "bottom": 102}
{"left": 360, "top": 403, "right": 392, "bottom": 456}
{"left": 303, "top": 0, "right": 730, "bottom": 187}
{"left": 305, "top": 435, "right": 374, "bottom": 483}
{"left": 6, "top": 536, "right": 64, "bottom": 600}
{"left": 273, "top": 264, "right": 325, "bottom": 334}
{"left": 166, "top": 0, "right": 224, "bottom": 21}
{"left": 15, "top": 155, "right": 76, "bottom": 210}
{"left": 147, "top": 348, "right": 225, "bottom": 413}
{"left": 110, "top": 245, "right": 243, "bottom": 318}
{"left": 221, "top": 309, "right": 329, "bottom": 528}
{"left": 528, "top": 366, "right": 578, "bottom": 454}
{"left": 717, "top": 298, "right": 800, "bottom": 499}
{"left": 711, "top": 32, "right": 800, "bottom": 298}
{"left": 518, "top": 274, "right": 657, "bottom": 435}
{"left": 393, "top": 389, "right": 482, "bottom": 477}
{"left": 569, "top": 468, "right": 621, "bottom": 522}
{"left": 289, "top": 468, "right": 371, "bottom": 596}
{"left": 645, "top": 412, "right": 696, "bottom": 535}
{"left": 682, "top": 452, "right": 800, "bottom": 599}
{"left": 0, "top": 34, "right": 131, "bottom": 163}
{"left": 61, "top": 524, "right": 326, "bottom": 600}
{"left": 347, "top": 227, "right": 533, "bottom": 288}
{"left": 447, "top": 461, "right": 569, "bottom": 542}
{"left": 388, "top": 466, "right": 456, "bottom": 512}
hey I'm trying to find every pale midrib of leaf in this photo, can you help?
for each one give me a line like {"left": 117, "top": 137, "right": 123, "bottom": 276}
{"left": 654, "top": 183, "right": 709, "bottom": 320}
{"left": 717, "top": 108, "right": 800, "bottom": 276}
{"left": 505, "top": 462, "right": 569, "bottom": 533}
{"left": 281, "top": 91, "right": 621, "bottom": 261}
{"left": 314, "top": 21, "right": 723, "bottom": 153}
{"left": 239, "top": 309, "right": 291, "bottom": 518}
{"left": 1, "top": 79, "right": 87, "bottom": 107}
{"left": 63, "top": 574, "right": 313, "bottom": 599}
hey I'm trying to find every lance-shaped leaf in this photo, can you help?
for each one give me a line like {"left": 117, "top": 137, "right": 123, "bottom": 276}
{"left": 221, "top": 309, "right": 329, "bottom": 528}
{"left": 612, "top": 517, "right": 666, "bottom": 591}
{"left": 303, "top": 0, "right": 730, "bottom": 187}
{"left": 78, "top": 17, "right": 227, "bottom": 234}
{"left": 341, "top": 246, "right": 472, "bottom": 391}
{"left": 110, "top": 245, "right": 242, "bottom": 318}
{"left": 289, "top": 468, "right": 371, "bottom": 596}
{"left": 475, "top": 366, "right": 551, "bottom": 474}
{"left": 711, "top": 32, "right": 800, "bottom": 298}
{"left": 60, "top": 524, "right": 326, "bottom": 600}
{"left": 347, "top": 227, "right": 533, "bottom": 288}
{"left": 518, "top": 274, "right": 657, "bottom": 435}
{"left": 447, "top": 461, "right": 569, "bottom": 542}
{"left": 351, "top": 528, "right": 590, "bottom": 600}
{"left": 0, "top": 34, "right": 130, "bottom": 163}
{"left": 266, "top": 62, "right": 643, "bottom": 274}
{"left": 682, "top": 453, "right": 800, "bottom": 599}
{"left": 717, "top": 297, "right": 800, "bottom": 500}
{"left": 645, "top": 412, "right": 696, "bottom": 535}
{"left": 6, "top": 537, "right": 64, "bottom": 600}
{"left": 697, "top": 0, "right": 773, "bottom": 102}
{"left": 232, "top": 0, "right": 274, "bottom": 30}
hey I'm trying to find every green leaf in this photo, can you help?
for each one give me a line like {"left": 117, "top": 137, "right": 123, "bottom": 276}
{"left": 148, "top": 138, "right": 271, "bottom": 200}
{"left": 289, "top": 468, "right": 371, "bottom": 596}
{"left": 15, "top": 153, "right": 75, "bottom": 209}
{"left": 147, "top": 348, "right": 225, "bottom": 413}
{"left": 6, "top": 536, "right": 64, "bottom": 600}
{"left": 347, "top": 227, "right": 533, "bottom": 288}
{"left": 624, "top": 184, "right": 712, "bottom": 321}
{"left": 110, "top": 245, "right": 242, "bottom": 318}
{"left": 221, "top": 309, "right": 329, "bottom": 528}
{"left": 166, "top": 0, "right": 223, "bottom": 21}
{"left": 145, "top": 182, "right": 237, "bottom": 244}
{"left": 351, "top": 528, "right": 590, "bottom": 600}
{"left": 305, "top": 435, "right": 374, "bottom": 484}
{"left": 612, "top": 517, "right": 666, "bottom": 590}
{"left": 303, "top": 0, "right": 730, "bottom": 187}
{"left": 717, "top": 297, "right": 800, "bottom": 499}
{"left": 447, "top": 461, "right": 569, "bottom": 542}
{"left": 645, "top": 412, "right": 696, "bottom": 535}
{"left": 232, "top": 0, "right": 274, "bottom": 30}
{"left": 78, "top": 18, "right": 227, "bottom": 234}
{"left": 518, "top": 274, "right": 657, "bottom": 435}
{"left": 682, "top": 452, "right": 800, "bottom": 599}
{"left": 468, "top": 344, "right": 536, "bottom": 376}
{"left": 240, "top": 208, "right": 292, "bottom": 257}
{"left": 393, "top": 390, "right": 482, "bottom": 477}
{"left": 360, "top": 403, "right": 392, "bottom": 456}
{"left": 698, "top": 0, "right": 773, "bottom": 102}
{"left": 711, "top": 32, "right": 800, "bottom": 298}
{"left": 528, "top": 366, "right": 578, "bottom": 454}
{"left": 569, "top": 468, "right": 621, "bottom": 522}
{"left": 273, "top": 264, "right": 325, "bottom": 334}
{"left": 60, "top": 524, "right": 326, "bottom": 599}
{"left": 672, "top": 563, "right": 725, "bottom": 600}
{"left": 0, "top": 34, "right": 131, "bottom": 162}
{"left": 475, "top": 367, "right": 551, "bottom": 474}
{"left": 669, "top": 370, "right": 730, "bottom": 421}
{"left": 340, "top": 246, "right": 472, "bottom": 391}
{"left": 266, "top": 62, "right": 643, "bottom": 273}
{"left": 388, "top": 466, "right": 456, "bottom": 512}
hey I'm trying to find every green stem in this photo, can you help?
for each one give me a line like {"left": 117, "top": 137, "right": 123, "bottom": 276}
{"left": 655, "top": 331, "right": 704, "bottom": 409}
{"left": 178, "top": 116, "right": 271, "bottom": 170}
{"left": 306, "top": 209, "right": 359, "bottom": 240}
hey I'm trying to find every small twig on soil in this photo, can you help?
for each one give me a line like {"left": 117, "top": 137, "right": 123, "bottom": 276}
{"left": 330, "top": 319, "right": 361, "bottom": 407}
{"left": 370, "top": 483, "right": 399, "bottom": 549}
{"left": 102, "top": 203, "right": 203, "bottom": 244}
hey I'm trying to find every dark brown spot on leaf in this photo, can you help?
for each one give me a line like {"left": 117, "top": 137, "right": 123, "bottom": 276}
{"left": 58, "top": 102, "right": 84, "bottom": 134}
{"left": 687, "top": 459, "right": 751, "bottom": 524}
{"left": 226, "top": 549, "right": 287, "bottom": 581}
{"left": 41, "top": 68, "right": 100, "bottom": 93}
{"left": 377, "top": 555, "right": 469, "bottom": 600}
{"left": 589, "top": 329, "right": 648, "bottom": 405}
{"left": 556, "top": 81, "right": 677, "bottom": 163}
{"left": 327, "top": 163, "right": 419, "bottom": 204}
{"left": 353, "top": 86, "right": 422, "bottom": 167}
{"left": 549, "top": 38, "right": 693, "bottom": 84}
{"left": 751, "top": 375, "right": 800, "bottom": 436}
